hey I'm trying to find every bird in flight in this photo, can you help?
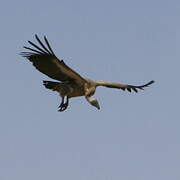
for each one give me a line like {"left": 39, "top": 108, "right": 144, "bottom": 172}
{"left": 21, "top": 35, "right": 154, "bottom": 112}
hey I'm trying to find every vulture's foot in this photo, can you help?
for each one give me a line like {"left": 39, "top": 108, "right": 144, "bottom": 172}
{"left": 58, "top": 103, "right": 68, "bottom": 112}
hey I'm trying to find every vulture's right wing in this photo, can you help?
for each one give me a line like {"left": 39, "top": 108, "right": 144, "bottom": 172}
{"left": 21, "top": 35, "right": 86, "bottom": 85}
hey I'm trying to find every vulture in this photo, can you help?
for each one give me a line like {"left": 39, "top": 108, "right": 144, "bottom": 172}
{"left": 21, "top": 35, "right": 154, "bottom": 112}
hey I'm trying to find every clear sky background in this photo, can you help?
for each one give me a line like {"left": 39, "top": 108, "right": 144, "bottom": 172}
{"left": 0, "top": 0, "right": 179, "bottom": 179}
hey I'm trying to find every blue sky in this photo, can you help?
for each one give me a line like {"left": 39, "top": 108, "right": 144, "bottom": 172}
{"left": 0, "top": 0, "right": 180, "bottom": 179}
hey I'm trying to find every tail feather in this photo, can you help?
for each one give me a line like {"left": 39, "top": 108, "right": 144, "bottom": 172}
{"left": 43, "top": 80, "right": 60, "bottom": 91}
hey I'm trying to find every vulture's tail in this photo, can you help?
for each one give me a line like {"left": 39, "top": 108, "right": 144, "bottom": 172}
{"left": 43, "top": 81, "right": 60, "bottom": 91}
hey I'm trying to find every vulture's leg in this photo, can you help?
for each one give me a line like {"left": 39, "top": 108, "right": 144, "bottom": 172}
{"left": 58, "top": 96, "right": 65, "bottom": 108}
{"left": 58, "top": 96, "right": 69, "bottom": 112}
{"left": 64, "top": 97, "right": 69, "bottom": 109}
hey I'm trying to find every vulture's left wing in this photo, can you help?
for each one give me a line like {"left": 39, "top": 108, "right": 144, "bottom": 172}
{"left": 21, "top": 35, "right": 86, "bottom": 85}
{"left": 97, "top": 80, "right": 155, "bottom": 92}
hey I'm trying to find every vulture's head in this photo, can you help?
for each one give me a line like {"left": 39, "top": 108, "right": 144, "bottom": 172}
{"left": 86, "top": 96, "right": 100, "bottom": 110}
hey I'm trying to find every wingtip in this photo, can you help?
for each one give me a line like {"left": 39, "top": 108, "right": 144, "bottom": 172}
{"left": 35, "top": 34, "right": 40, "bottom": 42}
{"left": 149, "top": 80, "right": 155, "bottom": 85}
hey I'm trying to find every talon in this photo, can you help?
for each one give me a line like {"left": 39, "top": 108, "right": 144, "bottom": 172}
{"left": 58, "top": 107, "right": 66, "bottom": 112}
{"left": 58, "top": 103, "right": 63, "bottom": 108}
{"left": 58, "top": 106, "right": 67, "bottom": 112}
{"left": 58, "top": 103, "right": 68, "bottom": 112}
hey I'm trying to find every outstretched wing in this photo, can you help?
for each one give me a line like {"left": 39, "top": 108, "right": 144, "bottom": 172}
{"left": 97, "top": 80, "right": 155, "bottom": 92}
{"left": 21, "top": 35, "right": 86, "bottom": 85}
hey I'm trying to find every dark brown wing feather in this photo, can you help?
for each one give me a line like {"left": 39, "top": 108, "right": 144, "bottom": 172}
{"left": 121, "top": 80, "right": 155, "bottom": 92}
{"left": 21, "top": 35, "right": 86, "bottom": 84}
